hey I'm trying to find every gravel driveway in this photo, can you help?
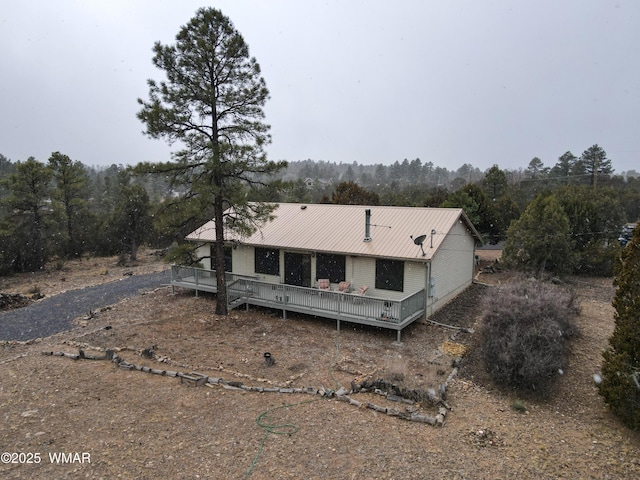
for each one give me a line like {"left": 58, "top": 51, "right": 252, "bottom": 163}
{"left": 0, "top": 269, "right": 171, "bottom": 341}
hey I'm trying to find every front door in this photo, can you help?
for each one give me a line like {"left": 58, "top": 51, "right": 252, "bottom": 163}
{"left": 284, "top": 252, "right": 311, "bottom": 287}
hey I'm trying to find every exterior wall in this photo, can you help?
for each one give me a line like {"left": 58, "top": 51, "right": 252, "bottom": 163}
{"left": 428, "top": 220, "right": 476, "bottom": 315}
{"left": 196, "top": 245, "right": 212, "bottom": 270}
{"left": 230, "top": 244, "right": 253, "bottom": 276}
{"left": 230, "top": 244, "right": 281, "bottom": 283}
{"left": 403, "top": 261, "right": 427, "bottom": 296}
{"left": 349, "top": 256, "right": 375, "bottom": 294}
{"left": 225, "top": 244, "right": 427, "bottom": 300}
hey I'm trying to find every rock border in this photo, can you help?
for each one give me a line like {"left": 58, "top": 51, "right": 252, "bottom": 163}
{"left": 42, "top": 348, "right": 459, "bottom": 427}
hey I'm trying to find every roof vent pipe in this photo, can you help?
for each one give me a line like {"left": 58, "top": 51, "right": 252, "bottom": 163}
{"left": 364, "top": 209, "right": 372, "bottom": 242}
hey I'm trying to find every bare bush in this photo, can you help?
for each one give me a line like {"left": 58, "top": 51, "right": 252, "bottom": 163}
{"left": 480, "top": 276, "right": 579, "bottom": 396}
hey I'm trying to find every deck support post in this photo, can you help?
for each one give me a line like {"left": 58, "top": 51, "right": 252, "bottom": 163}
{"left": 337, "top": 319, "right": 341, "bottom": 332}
{"left": 282, "top": 309, "right": 287, "bottom": 320}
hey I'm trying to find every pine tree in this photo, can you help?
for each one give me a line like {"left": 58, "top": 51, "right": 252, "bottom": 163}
{"left": 0, "top": 158, "right": 54, "bottom": 271}
{"left": 580, "top": 144, "right": 613, "bottom": 189}
{"left": 48, "top": 151, "right": 92, "bottom": 258}
{"left": 137, "top": 7, "right": 286, "bottom": 315}
{"left": 599, "top": 225, "right": 640, "bottom": 429}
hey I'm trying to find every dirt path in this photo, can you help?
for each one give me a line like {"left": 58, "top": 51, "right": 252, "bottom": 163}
{"left": 0, "top": 270, "right": 170, "bottom": 341}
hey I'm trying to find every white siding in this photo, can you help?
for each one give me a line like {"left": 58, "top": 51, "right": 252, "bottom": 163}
{"left": 195, "top": 245, "right": 211, "bottom": 270}
{"left": 232, "top": 245, "right": 282, "bottom": 283}
{"left": 348, "top": 257, "right": 426, "bottom": 300}
{"left": 231, "top": 245, "right": 253, "bottom": 276}
{"left": 429, "top": 220, "right": 475, "bottom": 314}
{"left": 350, "top": 256, "right": 376, "bottom": 294}
{"left": 404, "top": 261, "right": 427, "bottom": 294}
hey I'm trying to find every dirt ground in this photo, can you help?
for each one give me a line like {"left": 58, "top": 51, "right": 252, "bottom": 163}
{"left": 1, "top": 251, "right": 639, "bottom": 479}
{"left": 0, "top": 249, "right": 168, "bottom": 300}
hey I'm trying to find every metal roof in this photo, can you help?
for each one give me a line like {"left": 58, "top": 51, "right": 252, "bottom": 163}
{"left": 186, "top": 203, "right": 482, "bottom": 261}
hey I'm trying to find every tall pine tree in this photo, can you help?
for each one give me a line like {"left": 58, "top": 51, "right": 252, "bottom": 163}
{"left": 137, "top": 8, "right": 286, "bottom": 315}
{"left": 48, "top": 151, "right": 92, "bottom": 258}
{"left": 580, "top": 144, "right": 613, "bottom": 189}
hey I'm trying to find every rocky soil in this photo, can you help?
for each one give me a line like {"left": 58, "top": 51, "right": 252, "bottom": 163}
{"left": 0, "top": 251, "right": 639, "bottom": 479}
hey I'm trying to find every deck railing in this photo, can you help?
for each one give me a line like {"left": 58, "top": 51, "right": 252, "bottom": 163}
{"left": 171, "top": 265, "right": 425, "bottom": 338}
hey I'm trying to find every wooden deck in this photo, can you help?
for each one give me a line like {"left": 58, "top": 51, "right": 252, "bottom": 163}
{"left": 170, "top": 265, "right": 426, "bottom": 342}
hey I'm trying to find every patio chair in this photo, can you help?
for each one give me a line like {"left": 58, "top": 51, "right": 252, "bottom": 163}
{"left": 336, "top": 281, "right": 351, "bottom": 293}
{"left": 351, "top": 285, "right": 368, "bottom": 303}
{"left": 354, "top": 285, "right": 368, "bottom": 296}
{"left": 317, "top": 279, "right": 330, "bottom": 291}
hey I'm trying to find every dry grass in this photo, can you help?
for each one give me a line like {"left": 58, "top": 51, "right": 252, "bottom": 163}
{"left": 1, "top": 255, "right": 639, "bottom": 479}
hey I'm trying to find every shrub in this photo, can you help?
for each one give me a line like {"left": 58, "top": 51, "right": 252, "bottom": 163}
{"left": 480, "top": 277, "right": 579, "bottom": 396}
{"left": 573, "top": 240, "right": 621, "bottom": 277}
{"left": 599, "top": 225, "right": 640, "bottom": 429}
{"left": 511, "top": 399, "right": 527, "bottom": 413}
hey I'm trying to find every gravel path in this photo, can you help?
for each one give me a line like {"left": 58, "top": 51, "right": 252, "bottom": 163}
{"left": 0, "top": 269, "right": 171, "bottom": 341}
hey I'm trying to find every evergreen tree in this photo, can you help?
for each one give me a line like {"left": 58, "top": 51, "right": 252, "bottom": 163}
{"left": 526, "top": 157, "right": 549, "bottom": 179}
{"left": 408, "top": 158, "right": 424, "bottom": 184}
{"left": 482, "top": 164, "right": 508, "bottom": 200}
{"left": 492, "top": 195, "right": 520, "bottom": 243}
{"left": 109, "top": 184, "right": 152, "bottom": 262}
{"left": 373, "top": 164, "right": 387, "bottom": 185}
{"left": 0, "top": 158, "right": 54, "bottom": 271}
{"left": 331, "top": 181, "right": 379, "bottom": 205}
{"left": 554, "top": 185, "right": 624, "bottom": 275}
{"left": 600, "top": 225, "right": 640, "bottom": 429}
{"left": 0, "top": 154, "right": 15, "bottom": 200}
{"left": 503, "top": 194, "right": 575, "bottom": 275}
{"left": 580, "top": 144, "right": 613, "bottom": 189}
{"left": 137, "top": 7, "right": 286, "bottom": 315}
{"left": 440, "top": 190, "right": 481, "bottom": 227}
{"left": 442, "top": 184, "right": 496, "bottom": 239}
{"left": 343, "top": 165, "right": 355, "bottom": 182}
{"left": 48, "top": 151, "right": 93, "bottom": 258}
{"left": 550, "top": 151, "right": 577, "bottom": 185}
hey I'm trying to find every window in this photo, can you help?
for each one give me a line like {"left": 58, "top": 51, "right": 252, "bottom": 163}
{"left": 255, "top": 247, "right": 279, "bottom": 275}
{"left": 316, "top": 253, "right": 346, "bottom": 283}
{"left": 375, "top": 259, "right": 404, "bottom": 292}
{"left": 209, "top": 244, "right": 233, "bottom": 272}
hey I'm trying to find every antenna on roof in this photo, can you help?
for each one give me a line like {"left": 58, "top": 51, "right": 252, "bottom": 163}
{"left": 410, "top": 234, "right": 427, "bottom": 257}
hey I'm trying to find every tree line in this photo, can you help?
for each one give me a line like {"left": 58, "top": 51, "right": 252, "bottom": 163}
{"left": 0, "top": 153, "right": 163, "bottom": 273}
{"left": 2, "top": 142, "right": 637, "bottom": 276}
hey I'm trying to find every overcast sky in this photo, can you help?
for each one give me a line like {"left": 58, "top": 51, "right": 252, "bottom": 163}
{"left": 2, "top": 1, "right": 639, "bottom": 173}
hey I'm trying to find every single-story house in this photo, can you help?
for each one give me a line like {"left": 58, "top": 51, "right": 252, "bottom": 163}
{"left": 171, "top": 203, "right": 483, "bottom": 342}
